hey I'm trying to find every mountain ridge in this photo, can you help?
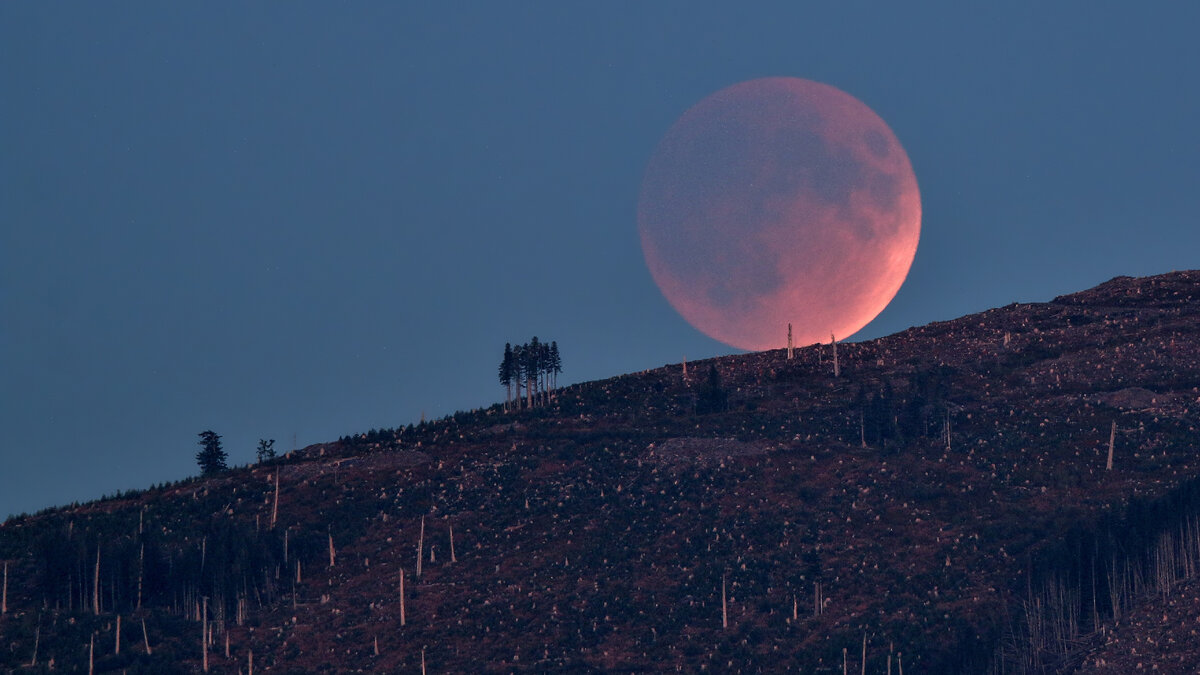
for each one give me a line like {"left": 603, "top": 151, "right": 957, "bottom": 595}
{"left": 2, "top": 270, "right": 1200, "bottom": 673}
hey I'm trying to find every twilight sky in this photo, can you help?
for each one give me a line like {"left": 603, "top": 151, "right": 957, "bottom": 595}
{"left": 3, "top": 3, "right": 1198, "bottom": 519}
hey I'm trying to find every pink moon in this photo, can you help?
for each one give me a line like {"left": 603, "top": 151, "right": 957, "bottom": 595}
{"left": 637, "top": 77, "right": 921, "bottom": 351}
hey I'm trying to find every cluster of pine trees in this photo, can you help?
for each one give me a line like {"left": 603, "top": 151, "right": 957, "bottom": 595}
{"left": 498, "top": 338, "right": 561, "bottom": 411}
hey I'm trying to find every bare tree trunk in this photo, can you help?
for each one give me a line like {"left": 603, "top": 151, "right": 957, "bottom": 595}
{"left": 2, "top": 560, "right": 7, "bottom": 614}
{"left": 417, "top": 516, "right": 425, "bottom": 579}
{"left": 861, "top": 633, "right": 867, "bottom": 675}
{"left": 832, "top": 333, "right": 839, "bottom": 377}
{"left": 400, "top": 568, "right": 406, "bottom": 626}
{"left": 30, "top": 623, "right": 40, "bottom": 666}
{"left": 329, "top": 533, "right": 336, "bottom": 568}
{"left": 721, "top": 574, "right": 728, "bottom": 629}
{"left": 1107, "top": 421, "right": 1116, "bottom": 470}
{"left": 142, "top": 617, "right": 152, "bottom": 655}
{"left": 137, "top": 544, "right": 144, "bottom": 610}
{"left": 449, "top": 523, "right": 457, "bottom": 563}
{"left": 271, "top": 471, "right": 280, "bottom": 529}
{"left": 787, "top": 323, "right": 794, "bottom": 360}
{"left": 93, "top": 547, "right": 101, "bottom": 615}
{"left": 89, "top": 633, "right": 95, "bottom": 675}
{"left": 202, "top": 596, "right": 209, "bottom": 672}
{"left": 115, "top": 615, "right": 121, "bottom": 655}
{"left": 249, "top": 649, "right": 254, "bottom": 675}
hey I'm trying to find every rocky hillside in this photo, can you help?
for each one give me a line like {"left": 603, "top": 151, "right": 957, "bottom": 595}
{"left": 2, "top": 271, "right": 1199, "bottom": 674}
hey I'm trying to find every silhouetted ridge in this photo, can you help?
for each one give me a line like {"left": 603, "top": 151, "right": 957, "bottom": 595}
{"left": 2, "top": 270, "right": 1200, "bottom": 674}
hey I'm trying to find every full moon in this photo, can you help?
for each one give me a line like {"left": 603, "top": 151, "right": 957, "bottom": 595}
{"left": 638, "top": 77, "right": 921, "bottom": 351}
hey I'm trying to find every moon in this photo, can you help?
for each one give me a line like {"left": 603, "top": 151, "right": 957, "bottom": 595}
{"left": 637, "top": 77, "right": 921, "bottom": 351}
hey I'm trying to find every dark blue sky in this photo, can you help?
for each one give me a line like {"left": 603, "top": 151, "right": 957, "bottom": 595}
{"left": 3, "top": 3, "right": 1198, "bottom": 519}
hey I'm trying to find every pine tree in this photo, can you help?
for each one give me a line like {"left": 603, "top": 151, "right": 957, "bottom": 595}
{"left": 538, "top": 340, "right": 551, "bottom": 405}
{"left": 524, "top": 337, "right": 540, "bottom": 409}
{"left": 549, "top": 341, "right": 562, "bottom": 393}
{"left": 196, "top": 431, "right": 228, "bottom": 476}
{"left": 512, "top": 344, "right": 525, "bottom": 409}
{"left": 499, "top": 343, "right": 514, "bottom": 411}
{"left": 256, "top": 438, "right": 276, "bottom": 463}
{"left": 499, "top": 338, "right": 562, "bottom": 410}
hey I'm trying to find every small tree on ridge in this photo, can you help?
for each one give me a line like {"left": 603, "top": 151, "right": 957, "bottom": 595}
{"left": 196, "top": 430, "right": 228, "bottom": 476}
{"left": 256, "top": 438, "right": 276, "bottom": 462}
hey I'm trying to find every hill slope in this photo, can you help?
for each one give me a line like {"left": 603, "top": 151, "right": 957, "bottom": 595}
{"left": 2, "top": 270, "right": 1200, "bottom": 673}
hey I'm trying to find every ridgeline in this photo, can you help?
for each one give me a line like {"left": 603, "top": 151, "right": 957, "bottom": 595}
{"left": 3, "top": 271, "right": 1200, "bottom": 673}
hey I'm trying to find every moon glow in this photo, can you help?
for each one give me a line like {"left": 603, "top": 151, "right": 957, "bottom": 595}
{"left": 638, "top": 77, "right": 921, "bottom": 351}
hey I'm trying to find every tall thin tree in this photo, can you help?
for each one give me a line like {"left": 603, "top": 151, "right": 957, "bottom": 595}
{"left": 525, "top": 337, "right": 541, "bottom": 409}
{"left": 549, "top": 341, "right": 562, "bottom": 392}
{"left": 535, "top": 340, "right": 548, "bottom": 405}
{"left": 512, "top": 344, "right": 525, "bottom": 410}
{"left": 499, "top": 343, "right": 515, "bottom": 411}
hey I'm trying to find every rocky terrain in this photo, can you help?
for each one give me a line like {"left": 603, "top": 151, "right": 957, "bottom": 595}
{"left": 2, "top": 270, "right": 1199, "bottom": 673}
{"left": 1077, "top": 573, "right": 1200, "bottom": 674}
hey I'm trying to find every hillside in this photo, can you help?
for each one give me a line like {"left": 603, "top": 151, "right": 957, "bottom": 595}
{"left": 2, "top": 270, "right": 1200, "bottom": 673}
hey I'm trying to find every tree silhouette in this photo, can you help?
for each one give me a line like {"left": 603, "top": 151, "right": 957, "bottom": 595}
{"left": 512, "top": 343, "right": 525, "bottom": 408}
{"left": 256, "top": 438, "right": 276, "bottom": 462}
{"left": 549, "top": 341, "right": 562, "bottom": 393}
{"left": 499, "top": 343, "right": 515, "bottom": 411}
{"left": 196, "top": 430, "right": 228, "bottom": 475}
{"left": 499, "top": 338, "right": 563, "bottom": 410}
{"left": 524, "top": 337, "right": 541, "bottom": 408}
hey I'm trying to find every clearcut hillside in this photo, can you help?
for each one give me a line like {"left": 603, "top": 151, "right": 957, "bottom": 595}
{"left": 2, "top": 270, "right": 1200, "bottom": 674}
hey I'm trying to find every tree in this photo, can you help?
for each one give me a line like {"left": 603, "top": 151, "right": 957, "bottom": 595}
{"left": 512, "top": 343, "right": 525, "bottom": 409}
{"left": 524, "top": 337, "right": 541, "bottom": 409}
{"left": 196, "top": 430, "right": 228, "bottom": 476}
{"left": 548, "top": 341, "right": 562, "bottom": 392}
{"left": 539, "top": 340, "right": 552, "bottom": 404}
{"left": 499, "top": 343, "right": 515, "bottom": 411}
{"left": 256, "top": 438, "right": 276, "bottom": 462}
{"left": 499, "top": 338, "right": 562, "bottom": 410}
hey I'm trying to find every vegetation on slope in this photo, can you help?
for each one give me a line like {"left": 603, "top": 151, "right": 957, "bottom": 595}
{"left": 1, "top": 271, "right": 1199, "bottom": 673}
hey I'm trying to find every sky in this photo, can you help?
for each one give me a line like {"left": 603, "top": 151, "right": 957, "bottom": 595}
{"left": 3, "top": 3, "right": 1199, "bottom": 519}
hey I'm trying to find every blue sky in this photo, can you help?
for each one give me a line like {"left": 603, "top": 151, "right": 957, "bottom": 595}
{"left": 3, "top": 2, "right": 1198, "bottom": 518}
